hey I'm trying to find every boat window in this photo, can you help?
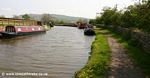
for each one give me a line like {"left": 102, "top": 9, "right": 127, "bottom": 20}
{"left": 37, "top": 21, "right": 42, "bottom": 26}
{"left": 28, "top": 27, "right": 30, "bottom": 30}
{"left": 18, "top": 28, "right": 21, "bottom": 31}
{"left": 5, "top": 26, "right": 16, "bottom": 32}
{"left": 38, "top": 27, "right": 41, "bottom": 30}
{"left": 32, "top": 28, "right": 35, "bottom": 31}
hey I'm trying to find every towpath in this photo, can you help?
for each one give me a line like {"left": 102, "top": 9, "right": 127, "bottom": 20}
{"left": 99, "top": 28, "right": 145, "bottom": 78}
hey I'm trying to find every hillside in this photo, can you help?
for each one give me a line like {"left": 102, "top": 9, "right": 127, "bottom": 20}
{"left": 27, "top": 14, "right": 89, "bottom": 23}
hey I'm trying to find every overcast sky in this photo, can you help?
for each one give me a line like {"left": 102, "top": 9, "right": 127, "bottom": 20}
{"left": 0, "top": 0, "right": 136, "bottom": 18}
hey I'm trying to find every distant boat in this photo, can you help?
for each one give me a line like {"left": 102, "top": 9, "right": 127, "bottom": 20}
{"left": 84, "top": 28, "right": 95, "bottom": 36}
{"left": 84, "top": 24, "right": 95, "bottom": 36}
{"left": 77, "top": 23, "right": 86, "bottom": 29}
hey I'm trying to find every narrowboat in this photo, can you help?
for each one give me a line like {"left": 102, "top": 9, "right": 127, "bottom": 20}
{"left": 0, "top": 18, "right": 46, "bottom": 37}
{"left": 0, "top": 26, "right": 5, "bottom": 37}
{"left": 77, "top": 23, "right": 86, "bottom": 29}
{"left": 84, "top": 24, "right": 95, "bottom": 36}
{"left": 84, "top": 28, "right": 95, "bottom": 36}
{"left": 1, "top": 25, "right": 46, "bottom": 37}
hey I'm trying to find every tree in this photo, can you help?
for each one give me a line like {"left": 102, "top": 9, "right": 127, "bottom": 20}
{"left": 0, "top": 15, "right": 5, "bottom": 18}
{"left": 96, "top": 0, "right": 150, "bottom": 32}
{"left": 77, "top": 19, "right": 83, "bottom": 23}
{"left": 41, "top": 14, "right": 52, "bottom": 25}
{"left": 13, "top": 15, "right": 19, "bottom": 19}
{"left": 22, "top": 14, "right": 30, "bottom": 20}
{"left": 99, "top": 6, "right": 118, "bottom": 26}
{"left": 59, "top": 20, "right": 65, "bottom": 24}
{"left": 89, "top": 19, "right": 96, "bottom": 25}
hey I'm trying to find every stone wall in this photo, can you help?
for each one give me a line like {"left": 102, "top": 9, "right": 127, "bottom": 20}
{"left": 114, "top": 27, "right": 150, "bottom": 54}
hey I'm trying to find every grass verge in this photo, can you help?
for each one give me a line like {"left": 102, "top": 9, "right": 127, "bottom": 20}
{"left": 75, "top": 29, "right": 111, "bottom": 78}
{"left": 107, "top": 28, "right": 150, "bottom": 77}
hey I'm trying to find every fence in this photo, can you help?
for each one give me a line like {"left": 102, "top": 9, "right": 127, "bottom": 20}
{"left": 0, "top": 18, "right": 38, "bottom": 26}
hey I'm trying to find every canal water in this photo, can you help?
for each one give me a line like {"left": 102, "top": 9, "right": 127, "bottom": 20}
{"left": 0, "top": 26, "right": 95, "bottom": 78}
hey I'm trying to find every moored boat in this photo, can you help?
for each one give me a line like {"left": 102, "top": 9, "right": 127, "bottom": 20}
{"left": 77, "top": 23, "right": 86, "bottom": 29}
{"left": 84, "top": 24, "right": 95, "bottom": 36}
{"left": 1, "top": 25, "right": 46, "bottom": 37}
{"left": 0, "top": 18, "right": 46, "bottom": 37}
{"left": 0, "top": 26, "right": 5, "bottom": 37}
{"left": 84, "top": 28, "right": 95, "bottom": 36}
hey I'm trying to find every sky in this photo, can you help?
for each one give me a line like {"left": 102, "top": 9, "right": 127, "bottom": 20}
{"left": 0, "top": 0, "right": 136, "bottom": 18}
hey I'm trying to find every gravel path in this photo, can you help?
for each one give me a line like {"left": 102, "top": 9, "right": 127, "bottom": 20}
{"left": 107, "top": 37, "right": 145, "bottom": 78}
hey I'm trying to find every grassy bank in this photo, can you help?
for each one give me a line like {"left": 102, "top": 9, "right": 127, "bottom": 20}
{"left": 75, "top": 29, "right": 111, "bottom": 78}
{"left": 106, "top": 28, "right": 150, "bottom": 77}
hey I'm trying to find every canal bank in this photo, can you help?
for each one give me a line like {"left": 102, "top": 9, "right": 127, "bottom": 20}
{"left": 75, "top": 28, "right": 111, "bottom": 78}
{"left": 75, "top": 28, "right": 147, "bottom": 78}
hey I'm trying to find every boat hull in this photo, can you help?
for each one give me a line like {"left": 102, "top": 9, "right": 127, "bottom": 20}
{"left": 1, "top": 31, "right": 46, "bottom": 38}
{"left": 84, "top": 29, "right": 95, "bottom": 36}
{"left": 78, "top": 26, "right": 85, "bottom": 29}
{"left": 77, "top": 23, "right": 86, "bottom": 29}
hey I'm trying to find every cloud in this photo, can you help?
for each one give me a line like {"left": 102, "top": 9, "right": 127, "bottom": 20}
{"left": 1, "top": 8, "right": 12, "bottom": 11}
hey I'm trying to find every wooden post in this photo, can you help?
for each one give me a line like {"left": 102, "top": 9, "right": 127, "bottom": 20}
{"left": 23, "top": 20, "right": 24, "bottom": 26}
{"left": 2, "top": 19, "right": 3, "bottom": 25}
{"left": 0, "top": 19, "right": 1, "bottom": 26}
{"left": 8, "top": 19, "right": 9, "bottom": 25}
{"left": 19, "top": 20, "right": 20, "bottom": 26}
{"left": 14, "top": 20, "right": 15, "bottom": 26}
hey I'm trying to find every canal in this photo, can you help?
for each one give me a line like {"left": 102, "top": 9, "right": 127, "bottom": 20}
{"left": 0, "top": 26, "right": 95, "bottom": 78}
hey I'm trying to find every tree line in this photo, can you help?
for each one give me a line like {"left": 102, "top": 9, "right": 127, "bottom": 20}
{"left": 21, "top": 14, "right": 66, "bottom": 25}
{"left": 0, "top": 14, "right": 68, "bottom": 25}
{"left": 90, "top": 0, "right": 150, "bottom": 33}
